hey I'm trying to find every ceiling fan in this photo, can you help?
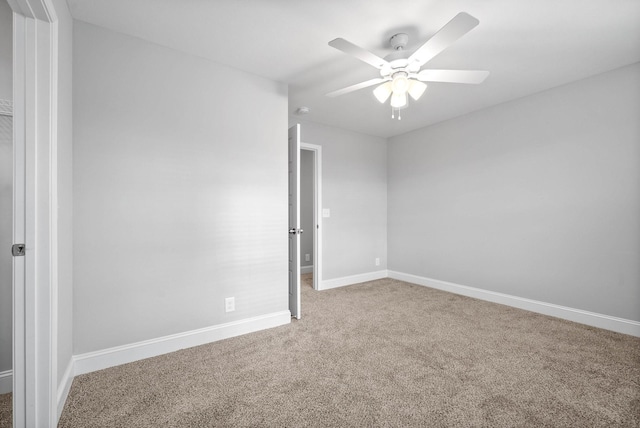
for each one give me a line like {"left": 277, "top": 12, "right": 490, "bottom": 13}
{"left": 327, "top": 12, "right": 489, "bottom": 119}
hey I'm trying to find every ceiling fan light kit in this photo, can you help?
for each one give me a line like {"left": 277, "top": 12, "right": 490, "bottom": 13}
{"left": 327, "top": 12, "right": 489, "bottom": 120}
{"left": 373, "top": 81, "right": 393, "bottom": 103}
{"left": 390, "top": 92, "right": 407, "bottom": 109}
{"left": 408, "top": 80, "right": 427, "bottom": 100}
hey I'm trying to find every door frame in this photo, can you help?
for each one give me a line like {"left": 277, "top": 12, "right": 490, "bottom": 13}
{"left": 288, "top": 125, "right": 301, "bottom": 319}
{"left": 8, "top": 0, "right": 60, "bottom": 425}
{"left": 300, "top": 143, "right": 322, "bottom": 291}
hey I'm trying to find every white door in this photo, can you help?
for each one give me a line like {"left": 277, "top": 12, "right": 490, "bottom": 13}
{"left": 288, "top": 124, "right": 301, "bottom": 319}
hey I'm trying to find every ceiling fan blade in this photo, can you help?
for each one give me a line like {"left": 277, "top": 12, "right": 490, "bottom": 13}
{"left": 329, "top": 38, "right": 390, "bottom": 70}
{"left": 408, "top": 12, "right": 479, "bottom": 67}
{"left": 326, "top": 77, "right": 390, "bottom": 97}
{"left": 417, "top": 69, "right": 489, "bottom": 84}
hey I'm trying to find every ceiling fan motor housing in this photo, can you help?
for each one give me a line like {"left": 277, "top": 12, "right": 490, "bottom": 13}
{"left": 380, "top": 57, "right": 420, "bottom": 79}
{"left": 382, "top": 33, "right": 420, "bottom": 78}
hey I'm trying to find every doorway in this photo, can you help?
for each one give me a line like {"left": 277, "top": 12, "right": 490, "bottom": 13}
{"left": 300, "top": 143, "right": 322, "bottom": 291}
{"left": 287, "top": 128, "right": 324, "bottom": 319}
{"left": 6, "top": 0, "right": 63, "bottom": 425}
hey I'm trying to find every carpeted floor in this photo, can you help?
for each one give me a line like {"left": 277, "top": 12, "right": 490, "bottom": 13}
{"left": 3, "top": 276, "right": 640, "bottom": 426}
{"left": 0, "top": 392, "right": 10, "bottom": 428}
{"left": 56, "top": 275, "right": 640, "bottom": 427}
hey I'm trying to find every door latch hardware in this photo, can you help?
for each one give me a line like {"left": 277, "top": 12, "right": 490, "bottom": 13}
{"left": 12, "top": 244, "right": 25, "bottom": 257}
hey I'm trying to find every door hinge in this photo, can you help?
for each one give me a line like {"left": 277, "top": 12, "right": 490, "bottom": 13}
{"left": 12, "top": 244, "right": 25, "bottom": 257}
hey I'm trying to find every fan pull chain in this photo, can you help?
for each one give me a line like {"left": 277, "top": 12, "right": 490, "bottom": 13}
{"left": 391, "top": 106, "right": 402, "bottom": 120}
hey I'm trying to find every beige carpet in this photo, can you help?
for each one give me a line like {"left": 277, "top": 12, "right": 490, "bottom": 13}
{"left": 59, "top": 275, "right": 640, "bottom": 427}
{"left": 0, "top": 392, "right": 10, "bottom": 428}
{"left": 8, "top": 276, "right": 640, "bottom": 427}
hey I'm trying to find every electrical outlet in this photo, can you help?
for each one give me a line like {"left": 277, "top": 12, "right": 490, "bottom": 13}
{"left": 375, "top": 258, "right": 380, "bottom": 266}
{"left": 305, "top": 254, "right": 311, "bottom": 262}
{"left": 225, "top": 297, "right": 235, "bottom": 312}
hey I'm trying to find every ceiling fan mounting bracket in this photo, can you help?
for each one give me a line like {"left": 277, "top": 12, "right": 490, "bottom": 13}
{"left": 389, "top": 33, "right": 409, "bottom": 51}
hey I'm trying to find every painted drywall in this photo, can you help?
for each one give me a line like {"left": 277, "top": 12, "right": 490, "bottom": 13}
{"left": 73, "top": 22, "right": 288, "bottom": 354}
{"left": 53, "top": 0, "right": 74, "bottom": 388}
{"left": 291, "top": 119, "right": 387, "bottom": 280}
{"left": 0, "top": 0, "right": 12, "bottom": 375}
{"left": 388, "top": 63, "right": 640, "bottom": 321}
{"left": 300, "top": 149, "right": 313, "bottom": 268}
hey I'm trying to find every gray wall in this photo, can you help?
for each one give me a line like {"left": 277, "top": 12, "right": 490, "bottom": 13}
{"left": 388, "top": 63, "right": 640, "bottom": 321}
{"left": 73, "top": 21, "right": 288, "bottom": 354}
{"left": 292, "top": 120, "right": 387, "bottom": 280}
{"left": 54, "top": 0, "right": 74, "bottom": 386}
{"left": 300, "top": 149, "right": 313, "bottom": 269}
{"left": 0, "top": 0, "right": 12, "bottom": 375}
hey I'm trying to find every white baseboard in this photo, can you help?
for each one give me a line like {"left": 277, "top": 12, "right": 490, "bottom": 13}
{"left": 321, "top": 270, "right": 389, "bottom": 290}
{"left": 0, "top": 369, "right": 11, "bottom": 394}
{"left": 74, "top": 311, "right": 291, "bottom": 376}
{"left": 57, "top": 359, "right": 74, "bottom": 419}
{"left": 388, "top": 271, "right": 640, "bottom": 337}
{"left": 300, "top": 265, "right": 314, "bottom": 274}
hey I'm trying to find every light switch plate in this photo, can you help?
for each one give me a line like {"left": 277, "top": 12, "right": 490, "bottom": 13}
{"left": 322, "top": 209, "right": 331, "bottom": 218}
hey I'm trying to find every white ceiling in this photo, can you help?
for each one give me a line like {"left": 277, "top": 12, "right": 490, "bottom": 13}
{"left": 66, "top": 0, "right": 640, "bottom": 138}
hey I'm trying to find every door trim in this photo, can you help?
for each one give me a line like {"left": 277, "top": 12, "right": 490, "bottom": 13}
{"left": 8, "top": 0, "right": 60, "bottom": 425}
{"left": 300, "top": 143, "right": 322, "bottom": 291}
{"left": 288, "top": 125, "right": 301, "bottom": 319}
